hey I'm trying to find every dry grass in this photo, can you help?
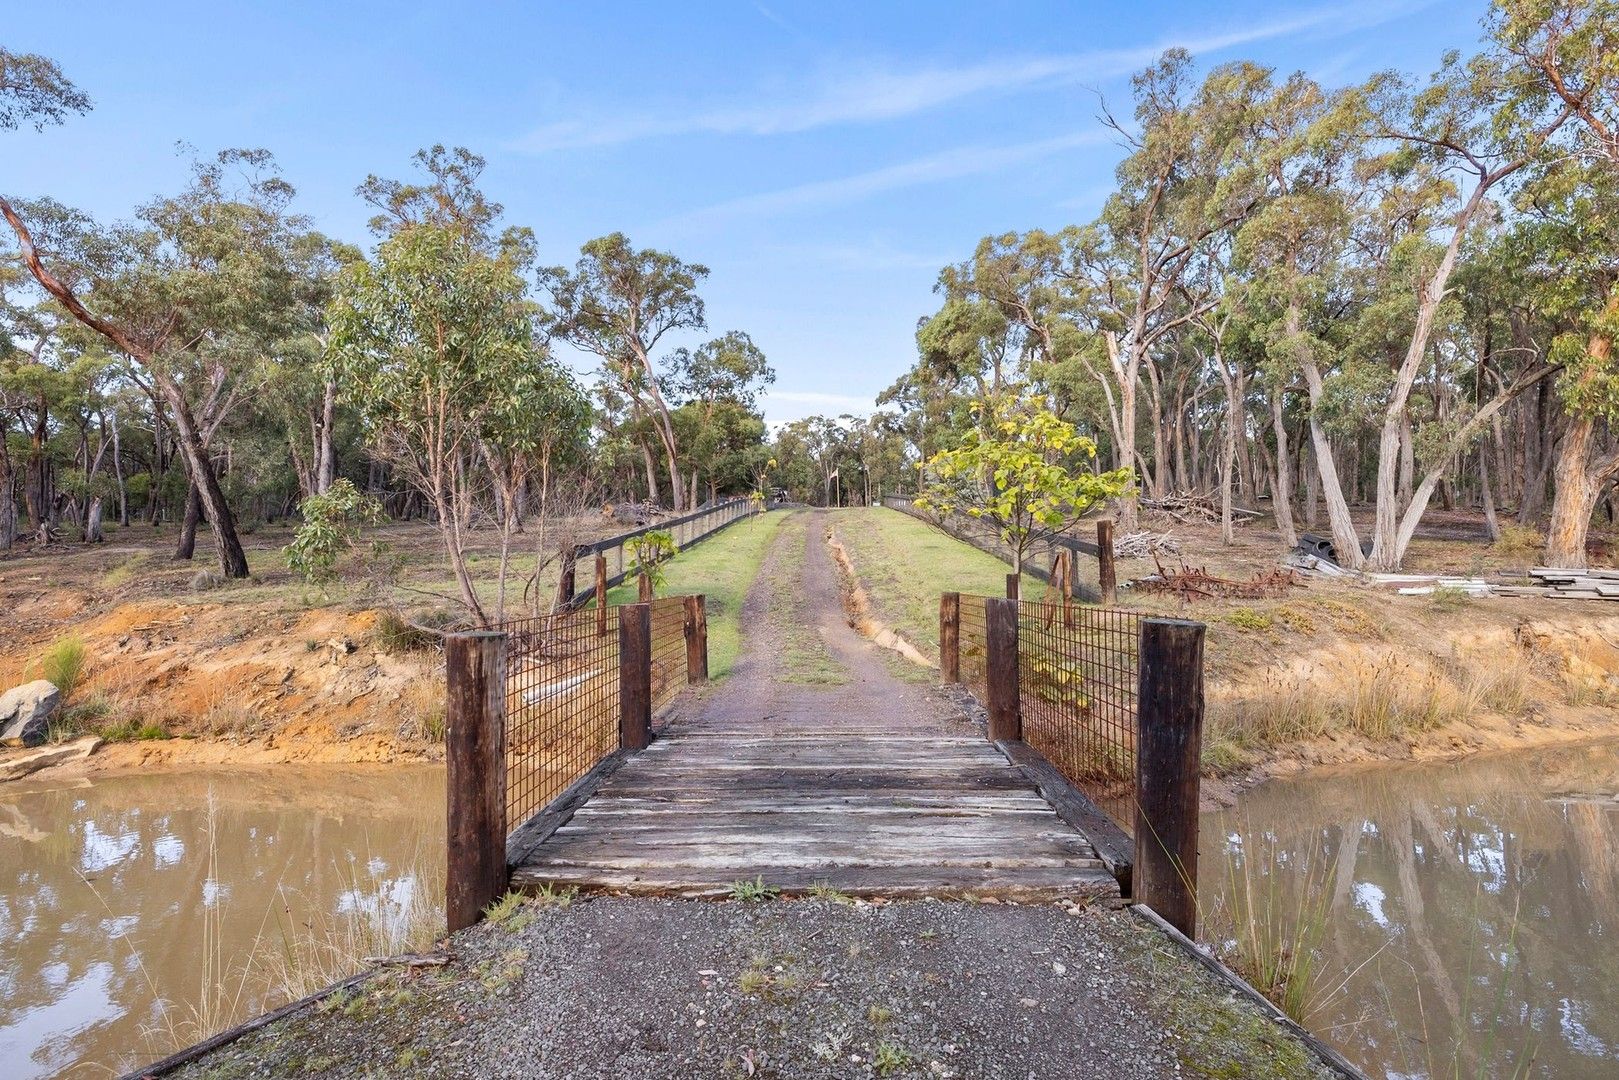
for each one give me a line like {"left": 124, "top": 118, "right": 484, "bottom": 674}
{"left": 1490, "top": 524, "right": 1545, "bottom": 562}
{"left": 199, "top": 690, "right": 264, "bottom": 739}
{"left": 397, "top": 674, "right": 447, "bottom": 742}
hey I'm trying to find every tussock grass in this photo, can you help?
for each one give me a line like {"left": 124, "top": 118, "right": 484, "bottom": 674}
{"left": 1206, "top": 643, "right": 1540, "bottom": 771}
{"left": 1490, "top": 523, "right": 1544, "bottom": 561}
{"left": 39, "top": 635, "right": 88, "bottom": 698}
{"left": 397, "top": 674, "right": 446, "bottom": 742}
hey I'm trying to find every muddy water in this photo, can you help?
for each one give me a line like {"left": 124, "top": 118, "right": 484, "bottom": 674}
{"left": 0, "top": 765, "right": 444, "bottom": 1079}
{"left": 1203, "top": 742, "right": 1619, "bottom": 1079}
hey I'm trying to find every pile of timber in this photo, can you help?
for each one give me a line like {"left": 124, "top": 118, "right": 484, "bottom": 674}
{"left": 1494, "top": 567, "right": 1619, "bottom": 600}
{"left": 1140, "top": 491, "right": 1263, "bottom": 527}
{"left": 1366, "top": 573, "right": 1494, "bottom": 597}
{"left": 1114, "top": 530, "right": 1180, "bottom": 558}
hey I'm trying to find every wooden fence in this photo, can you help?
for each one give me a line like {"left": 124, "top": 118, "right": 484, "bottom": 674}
{"left": 557, "top": 498, "right": 755, "bottom": 609}
{"left": 444, "top": 594, "right": 708, "bottom": 932}
{"left": 881, "top": 494, "right": 1116, "bottom": 604}
{"left": 942, "top": 591, "right": 1205, "bottom": 936}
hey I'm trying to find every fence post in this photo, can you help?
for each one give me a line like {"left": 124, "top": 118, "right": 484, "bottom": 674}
{"left": 1097, "top": 520, "right": 1117, "bottom": 607}
{"left": 684, "top": 594, "right": 708, "bottom": 683}
{"left": 445, "top": 631, "right": 508, "bottom": 934}
{"left": 985, "top": 597, "right": 1021, "bottom": 742}
{"left": 1133, "top": 618, "right": 1205, "bottom": 937}
{"left": 939, "top": 592, "right": 961, "bottom": 684}
{"left": 594, "top": 553, "right": 608, "bottom": 635}
{"left": 619, "top": 603, "right": 653, "bottom": 750}
{"left": 1005, "top": 572, "right": 1020, "bottom": 601}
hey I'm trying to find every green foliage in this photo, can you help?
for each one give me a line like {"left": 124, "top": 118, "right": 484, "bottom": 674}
{"left": 38, "top": 636, "right": 87, "bottom": 699}
{"left": 283, "top": 480, "right": 383, "bottom": 582}
{"left": 629, "top": 529, "right": 678, "bottom": 595}
{"left": 97, "top": 718, "right": 171, "bottom": 743}
{"left": 917, "top": 391, "right": 1132, "bottom": 575}
{"left": 726, "top": 876, "right": 780, "bottom": 902}
{"left": 872, "top": 1042, "right": 913, "bottom": 1076}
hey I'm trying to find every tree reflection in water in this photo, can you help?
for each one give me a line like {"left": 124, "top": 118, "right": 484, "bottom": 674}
{"left": 1203, "top": 743, "right": 1619, "bottom": 1079}
{"left": 0, "top": 765, "right": 445, "bottom": 1079}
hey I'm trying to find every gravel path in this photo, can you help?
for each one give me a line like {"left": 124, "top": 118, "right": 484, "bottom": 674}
{"left": 168, "top": 895, "right": 1332, "bottom": 1080}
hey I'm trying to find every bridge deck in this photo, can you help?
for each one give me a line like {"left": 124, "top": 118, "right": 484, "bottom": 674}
{"left": 510, "top": 511, "right": 1121, "bottom": 902}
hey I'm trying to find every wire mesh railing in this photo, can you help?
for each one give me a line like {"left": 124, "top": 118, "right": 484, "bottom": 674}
{"left": 568, "top": 498, "right": 754, "bottom": 607}
{"left": 954, "top": 593, "right": 1141, "bottom": 835}
{"left": 501, "top": 606, "right": 621, "bottom": 833}
{"left": 1016, "top": 599, "right": 1141, "bottom": 833}
{"left": 649, "top": 596, "right": 688, "bottom": 711}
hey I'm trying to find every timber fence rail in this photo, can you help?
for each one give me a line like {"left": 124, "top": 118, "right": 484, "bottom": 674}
{"left": 941, "top": 591, "right": 1205, "bottom": 936}
{"left": 558, "top": 498, "right": 755, "bottom": 609}
{"left": 444, "top": 594, "right": 709, "bottom": 932}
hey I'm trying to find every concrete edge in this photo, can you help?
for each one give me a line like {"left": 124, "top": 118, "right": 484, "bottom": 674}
{"left": 1130, "top": 904, "right": 1368, "bottom": 1080}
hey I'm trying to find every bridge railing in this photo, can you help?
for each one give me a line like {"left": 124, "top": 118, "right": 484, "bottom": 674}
{"left": 443, "top": 593, "right": 707, "bottom": 932}
{"left": 557, "top": 498, "right": 755, "bottom": 609}
{"left": 945, "top": 591, "right": 1205, "bottom": 936}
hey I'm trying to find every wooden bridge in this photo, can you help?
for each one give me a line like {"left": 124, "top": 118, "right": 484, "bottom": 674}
{"left": 446, "top": 512, "right": 1201, "bottom": 933}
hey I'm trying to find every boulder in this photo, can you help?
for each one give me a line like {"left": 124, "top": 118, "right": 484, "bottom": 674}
{"left": 0, "top": 681, "right": 62, "bottom": 748}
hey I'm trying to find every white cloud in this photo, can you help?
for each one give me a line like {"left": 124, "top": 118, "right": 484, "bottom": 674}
{"left": 673, "top": 129, "right": 1111, "bottom": 225}
{"left": 508, "top": 2, "right": 1429, "bottom": 154}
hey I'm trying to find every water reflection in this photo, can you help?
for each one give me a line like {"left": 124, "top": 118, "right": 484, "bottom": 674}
{"left": 1204, "top": 743, "right": 1619, "bottom": 1079}
{"left": 0, "top": 765, "right": 444, "bottom": 1079}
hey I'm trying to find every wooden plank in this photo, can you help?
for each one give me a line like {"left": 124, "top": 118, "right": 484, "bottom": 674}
{"left": 445, "top": 632, "right": 508, "bottom": 934}
{"left": 511, "top": 863, "right": 1118, "bottom": 900}
{"left": 996, "top": 739, "right": 1133, "bottom": 893}
{"left": 619, "top": 604, "right": 652, "bottom": 750}
{"left": 505, "top": 749, "right": 630, "bottom": 869}
{"left": 1134, "top": 618, "right": 1205, "bottom": 936}
{"left": 684, "top": 595, "right": 708, "bottom": 683}
{"left": 985, "top": 597, "right": 1021, "bottom": 741}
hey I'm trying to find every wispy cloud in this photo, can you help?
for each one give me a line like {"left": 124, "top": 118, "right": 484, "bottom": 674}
{"left": 767, "top": 390, "right": 875, "bottom": 410}
{"left": 508, "top": 2, "right": 1425, "bottom": 154}
{"left": 671, "top": 129, "right": 1110, "bottom": 226}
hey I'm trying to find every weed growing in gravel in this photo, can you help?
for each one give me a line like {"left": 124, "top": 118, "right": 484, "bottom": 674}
{"left": 728, "top": 876, "right": 780, "bottom": 902}
{"left": 872, "top": 1042, "right": 912, "bottom": 1075}
{"left": 476, "top": 948, "right": 528, "bottom": 994}
{"left": 484, "top": 892, "right": 534, "bottom": 933}
{"left": 534, "top": 883, "right": 578, "bottom": 907}
{"left": 808, "top": 881, "right": 853, "bottom": 904}
{"left": 866, "top": 1004, "right": 893, "bottom": 1026}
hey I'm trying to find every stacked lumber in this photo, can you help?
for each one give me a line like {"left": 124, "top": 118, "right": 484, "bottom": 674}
{"left": 1493, "top": 567, "right": 1619, "bottom": 600}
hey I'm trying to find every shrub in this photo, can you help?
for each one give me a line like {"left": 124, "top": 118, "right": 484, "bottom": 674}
{"left": 39, "top": 636, "right": 88, "bottom": 699}
{"left": 1491, "top": 523, "right": 1544, "bottom": 561}
{"left": 629, "top": 529, "right": 678, "bottom": 596}
{"left": 284, "top": 480, "right": 384, "bottom": 583}
{"left": 370, "top": 610, "right": 454, "bottom": 654}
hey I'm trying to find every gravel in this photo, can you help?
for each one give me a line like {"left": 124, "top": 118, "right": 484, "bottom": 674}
{"left": 168, "top": 895, "right": 1334, "bottom": 1080}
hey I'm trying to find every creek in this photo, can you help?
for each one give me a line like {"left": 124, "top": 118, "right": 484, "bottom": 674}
{"left": 1202, "top": 741, "right": 1619, "bottom": 1079}
{"left": 0, "top": 764, "right": 445, "bottom": 1079}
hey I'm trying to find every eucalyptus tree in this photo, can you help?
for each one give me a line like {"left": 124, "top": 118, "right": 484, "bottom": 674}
{"left": 0, "top": 47, "right": 89, "bottom": 131}
{"left": 1, "top": 150, "right": 312, "bottom": 576}
{"left": 1494, "top": 0, "right": 1619, "bottom": 566}
{"left": 665, "top": 329, "right": 774, "bottom": 503}
{"left": 544, "top": 233, "right": 709, "bottom": 512}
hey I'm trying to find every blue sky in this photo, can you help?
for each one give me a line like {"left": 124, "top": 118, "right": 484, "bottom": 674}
{"left": 8, "top": 1, "right": 1485, "bottom": 424}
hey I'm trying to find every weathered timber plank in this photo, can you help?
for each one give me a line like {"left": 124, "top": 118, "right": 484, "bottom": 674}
{"left": 995, "top": 740, "right": 1134, "bottom": 892}
{"left": 510, "top": 863, "right": 1119, "bottom": 900}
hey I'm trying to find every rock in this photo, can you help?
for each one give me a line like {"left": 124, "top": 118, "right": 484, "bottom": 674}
{"left": 0, "top": 680, "right": 61, "bottom": 748}
{"left": 0, "top": 736, "right": 101, "bottom": 781}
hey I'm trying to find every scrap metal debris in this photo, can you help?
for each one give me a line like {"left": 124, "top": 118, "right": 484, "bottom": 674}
{"left": 1135, "top": 556, "right": 1300, "bottom": 600}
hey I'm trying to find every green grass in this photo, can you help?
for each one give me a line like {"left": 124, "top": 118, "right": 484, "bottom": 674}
{"left": 605, "top": 510, "right": 792, "bottom": 678}
{"left": 38, "top": 635, "right": 89, "bottom": 698}
{"left": 772, "top": 520, "right": 847, "bottom": 685}
{"left": 828, "top": 507, "right": 1042, "bottom": 657}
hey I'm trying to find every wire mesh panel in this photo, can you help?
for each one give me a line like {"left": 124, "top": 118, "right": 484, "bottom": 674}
{"left": 957, "top": 595, "right": 989, "bottom": 705}
{"left": 1016, "top": 600, "right": 1141, "bottom": 834}
{"left": 502, "top": 607, "right": 621, "bottom": 832}
{"left": 571, "top": 499, "right": 753, "bottom": 608}
{"left": 648, "top": 596, "right": 689, "bottom": 711}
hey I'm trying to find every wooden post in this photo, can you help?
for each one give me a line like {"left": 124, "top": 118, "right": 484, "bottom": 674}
{"left": 1060, "top": 549, "right": 1076, "bottom": 629}
{"left": 1097, "top": 520, "right": 1117, "bottom": 607}
{"left": 445, "top": 631, "right": 507, "bottom": 934}
{"left": 939, "top": 592, "right": 961, "bottom": 684}
{"left": 984, "top": 597, "right": 1020, "bottom": 742}
{"left": 1133, "top": 618, "right": 1205, "bottom": 937}
{"left": 619, "top": 603, "right": 652, "bottom": 750}
{"left": 684, "top": 594, "right": 708, "bottom": 684}
{"left": 1005, "top": 571, "right": 1020, "bottom": 600}
{"left": 594, "top": 553, "right": 608, "bottom": 636}
{"left": 637, "top": 572, "right": 654, "bottom": 603}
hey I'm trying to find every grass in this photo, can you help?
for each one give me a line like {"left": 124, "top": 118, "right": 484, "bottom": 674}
{"left": 39, "top": 635, "right": 89, "bottom": 698}
{"left": 772, "top": 522, "right": 847, "bottom": 686}
{"left": 604, "top": 510, "right": 792, "bottom": 678}
{"left": 397, "top": 674, "right": 447, "bottom": 742}
{"left": 828, "top": 507, "right": 1042, "bottom": 657}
